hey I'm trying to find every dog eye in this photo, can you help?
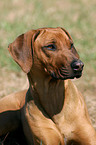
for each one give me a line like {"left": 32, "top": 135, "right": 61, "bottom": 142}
{"left": 44, "top": 44, "right": 56, "bottom": 51}
{"left": 71, "top": 43, "right": 74, "bottom": 49}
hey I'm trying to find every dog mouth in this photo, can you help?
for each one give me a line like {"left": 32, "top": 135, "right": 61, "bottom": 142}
{"left": 50, "top": 67, "right": 83, "bottom": 80}
{"left": 58, "top": 67, "right": 70, "bottom": 79}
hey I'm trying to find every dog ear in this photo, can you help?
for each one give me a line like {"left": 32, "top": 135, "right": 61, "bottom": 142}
{"left": 8, "top": 30, "right": 39, "bottom": 73}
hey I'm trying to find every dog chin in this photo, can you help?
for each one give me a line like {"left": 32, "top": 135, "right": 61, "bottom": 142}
{"left": 50, "top": 72, "right": 72, "bottom": 80}
{"left": 75, "top": 74, "right": 82, "bottom": 78}
{"left": 50, "top": 72, "right": 82, "bottom": 80}
{"left": 70, "top": 73, "right": 82, "bottom": 79}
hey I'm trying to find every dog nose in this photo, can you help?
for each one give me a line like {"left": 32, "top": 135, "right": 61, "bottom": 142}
{"left": 71, "top": 60, "right": 84, "bottom": 73}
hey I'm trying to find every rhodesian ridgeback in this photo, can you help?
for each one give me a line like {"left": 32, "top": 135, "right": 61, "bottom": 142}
{"left": 0, "top": 27, "right": 96, "bottom": 145}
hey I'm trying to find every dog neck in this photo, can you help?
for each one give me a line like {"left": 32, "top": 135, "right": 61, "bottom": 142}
{"left": 27, "top": 69, "right": 65, "bottom": 118}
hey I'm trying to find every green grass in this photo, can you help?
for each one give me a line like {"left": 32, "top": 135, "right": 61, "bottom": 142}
{"left": 0, "top": 0, "right": 96, "bottom": 76}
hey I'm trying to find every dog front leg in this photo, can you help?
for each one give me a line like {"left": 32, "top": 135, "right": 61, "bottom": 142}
{"left": 22, "top": 102, "right": 65, "bottom": 145}
{"left": 0, "top": 90, "right": 26, "bottom": 135}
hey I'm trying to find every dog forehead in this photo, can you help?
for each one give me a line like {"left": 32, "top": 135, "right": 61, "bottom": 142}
{"left": 36, "top": 28, "right": 71, "bottom": 45}
{"left": 44, "top": 28, "right": 69, "bottom": 39}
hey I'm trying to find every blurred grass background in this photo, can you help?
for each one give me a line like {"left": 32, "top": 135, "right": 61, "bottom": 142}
{"left": 0, "top": 0, "right": 96, "bottom": 72}
{"left": 0, "top": 0, "right": 96, "bottom": 74}
{"left": 0, "top": 0, "right": 96, "bottom": 127}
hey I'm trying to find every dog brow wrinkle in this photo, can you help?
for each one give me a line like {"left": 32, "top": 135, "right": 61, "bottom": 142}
{"left": 34, "top": 31, "right": 40, "bottom": 41}
{"left": 60, "top": 27, "right": 72, "bottom": 40}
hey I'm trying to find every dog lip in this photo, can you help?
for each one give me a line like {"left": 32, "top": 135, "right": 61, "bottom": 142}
{"left": 56, "top": 68, "right": 72, "bottom": 80}
{"left": 72, "top": 72, "right": 82, "bottom": 79}
{"left": 75, "top": 73, "right": 82, "bottom": 78}
{"left": 58, "top": 68, "right": 66, "bottom": 78}
{"left": 47, "top": 67, "right": 82, "bottom": 80}
{"left": 58, "top": 68, "right": 82, "bottom": 80}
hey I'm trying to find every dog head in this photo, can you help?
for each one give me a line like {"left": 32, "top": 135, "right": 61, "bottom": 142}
{"left": 8, "top": 27, "right": 84, "bottom": 80}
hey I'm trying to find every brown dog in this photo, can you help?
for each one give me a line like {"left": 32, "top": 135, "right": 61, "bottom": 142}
{"left": 0, "top": 27, "right": 96, "bottom": 145}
